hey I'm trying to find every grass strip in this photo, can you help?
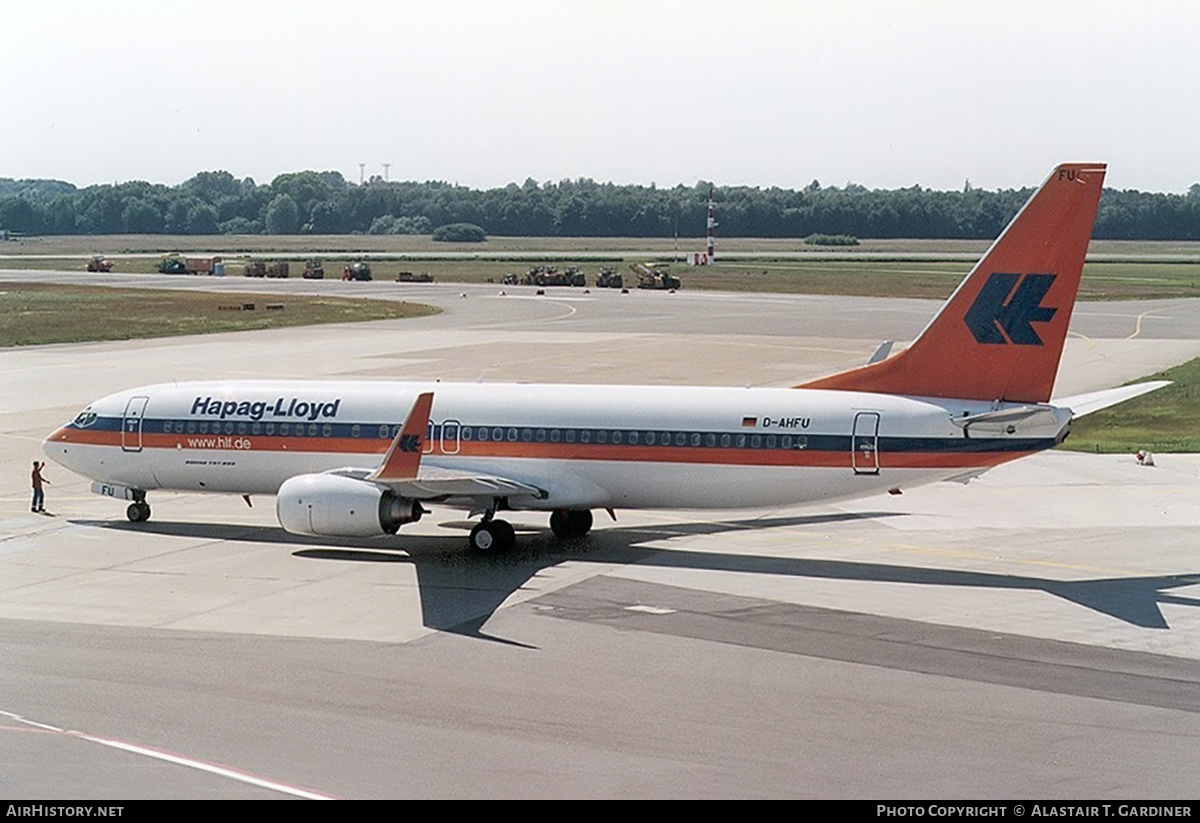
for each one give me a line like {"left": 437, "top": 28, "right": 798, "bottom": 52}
{"left": 1062, "top": 357, "right": 1200, "bottom": 453}
{"left": 0, "top": 283, "right": 437, "bottom": 347}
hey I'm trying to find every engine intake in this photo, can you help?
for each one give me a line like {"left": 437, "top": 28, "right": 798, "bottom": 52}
{"left": 276, "top": 473, "right": 422, "bottom": 538}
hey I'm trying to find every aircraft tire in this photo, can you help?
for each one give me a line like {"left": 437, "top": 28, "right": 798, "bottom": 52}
{"left": 550, "top": 509, "right": 593, "bottom": 539}
{"left": 126, "top": 502, "right": 150, "bottom": 523}
{"left": 469, "top": 519, "right": 515, "bottom": 553}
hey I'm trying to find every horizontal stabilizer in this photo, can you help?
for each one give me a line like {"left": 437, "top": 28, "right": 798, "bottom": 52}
{"left": 1054, "top": 381, "right": 1171, "bottom": 418}
{"left": 866, "top": 340, "right": 894, "bottom": 365}
{"left": 949, "top": 404, "right": 1065, "bottom": 435}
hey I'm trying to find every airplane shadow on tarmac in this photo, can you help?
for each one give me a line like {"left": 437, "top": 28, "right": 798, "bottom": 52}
{"left": 82, "top": 511, "right": 1200, "bottom": 643}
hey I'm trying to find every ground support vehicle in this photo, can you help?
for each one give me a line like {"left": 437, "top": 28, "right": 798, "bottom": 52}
{"left": 157, "top": 255, "right": 188, "bottom": 274}
{"left": 522, "top": 266, "right": 586, "bottom": 287}
{"left": 631, "top": 262, "right": 681, "bottom": 290}
{"left": 242, "top": 261, "right": 289, "bottom": 278}
{"left": 342, "top": 262, "right": 372, "bottom": 281}
{"left": 160, "top": 255, "right": 225, "bottom": 276}
{"left": 595, "top": 267, "right": 623, "bottom": 288}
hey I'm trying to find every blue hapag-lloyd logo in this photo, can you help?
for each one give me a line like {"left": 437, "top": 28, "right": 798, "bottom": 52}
{"left": 964, "top": 272, "right": 1058, "bottom": 345}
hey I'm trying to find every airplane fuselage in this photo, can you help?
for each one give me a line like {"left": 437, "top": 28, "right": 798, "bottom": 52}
{"left": 45, "top": 379, "right": 1069, "bottom": 512}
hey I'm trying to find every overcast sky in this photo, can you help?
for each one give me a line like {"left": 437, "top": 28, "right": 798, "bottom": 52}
{"left": 3, "top": 1, "right": 1198, "bottom": 193}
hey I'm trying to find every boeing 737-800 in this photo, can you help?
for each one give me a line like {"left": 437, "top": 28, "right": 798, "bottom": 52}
{"left": 43, "top": 163, "right": 1166, "bottom": 553}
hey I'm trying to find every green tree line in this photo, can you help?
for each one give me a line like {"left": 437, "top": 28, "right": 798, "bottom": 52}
{"left": 2, "top": 170, "right": 1199, "bottom": 240}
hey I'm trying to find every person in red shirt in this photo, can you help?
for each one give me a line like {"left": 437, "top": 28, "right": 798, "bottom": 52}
{"left": 31, "top": 461, "right": 49, "bottom": 513}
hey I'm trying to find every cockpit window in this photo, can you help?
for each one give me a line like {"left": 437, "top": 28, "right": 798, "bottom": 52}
{"left": 73, "top": 409, "right": 98, "bottom": 428}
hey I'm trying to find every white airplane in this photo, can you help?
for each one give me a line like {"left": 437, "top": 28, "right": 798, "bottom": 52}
{"left": 44, "top": 163, "right": 1167, "bottom": 553}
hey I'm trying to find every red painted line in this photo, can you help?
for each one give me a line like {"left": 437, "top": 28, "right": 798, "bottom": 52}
{"left": 51, "top": 428, "right": 1033, "bottom": 471}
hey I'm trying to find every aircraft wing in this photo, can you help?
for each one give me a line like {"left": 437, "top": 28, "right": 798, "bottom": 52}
{"left": 1054, "top": 381, "right": 1171, "bottom": 418}
{"left": 329, "top": 464, "right": 546, "bottom": 499}
{"left": 384, "top": 465, "right": 545, "bottom": 499}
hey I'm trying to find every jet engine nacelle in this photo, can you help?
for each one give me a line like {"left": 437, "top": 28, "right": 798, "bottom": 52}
{"left": 276, "top": 473, "right": 422, "bottom": 538}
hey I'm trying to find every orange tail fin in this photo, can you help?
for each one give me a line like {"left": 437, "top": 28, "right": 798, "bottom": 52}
{"left": 799, "top": 163, "right": 1106, "bottom": 403}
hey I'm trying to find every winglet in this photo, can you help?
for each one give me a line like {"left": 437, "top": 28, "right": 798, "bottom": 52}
{"left": 798, "top": 163, "right": 1107, "bottom": 403}
{"left": 369, "top": 392, "right": 434, "bottom": 482}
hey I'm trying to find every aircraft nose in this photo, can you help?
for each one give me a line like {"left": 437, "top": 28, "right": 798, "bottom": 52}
{"left": 44, "top": 425, "right": 70, "bottom": 445}
{"left": 43, "top": 426, "right": 76, "bottom": 467}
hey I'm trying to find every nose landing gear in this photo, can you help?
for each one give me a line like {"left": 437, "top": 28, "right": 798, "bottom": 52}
{"left": 126, "top": 500, "right": 151, "bottom": 522}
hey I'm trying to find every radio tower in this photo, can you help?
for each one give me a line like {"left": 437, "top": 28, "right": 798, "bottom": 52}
{"left": 706, "top": 188, "right": 717, "bottom": 263}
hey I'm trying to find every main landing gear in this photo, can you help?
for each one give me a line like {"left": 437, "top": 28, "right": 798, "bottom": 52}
{"left": 466, "top": 508, "right": 595, "bottom": 554}
{"left": 468, "top": 518, "right": 516, "bottom": 553}
{"left": 468, "top": 499, "right": 518, "bottom": 553}
{"left": 549, "top": 509, "right": 593, "bottom": 539}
